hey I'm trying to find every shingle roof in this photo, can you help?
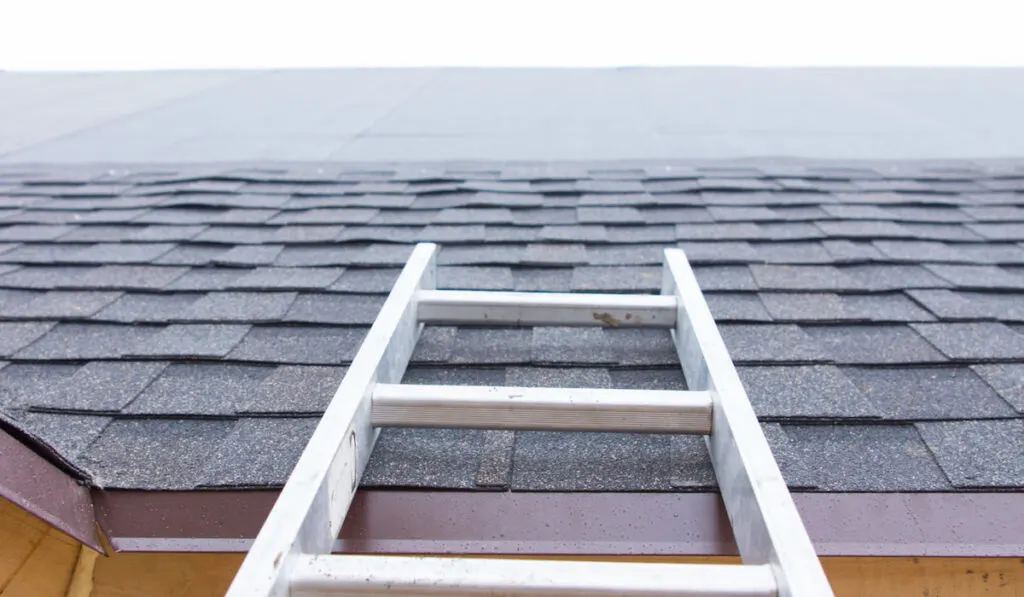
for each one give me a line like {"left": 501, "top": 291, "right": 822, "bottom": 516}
{"left": 0, "top": 160, "right": 1022, "bottom": 492}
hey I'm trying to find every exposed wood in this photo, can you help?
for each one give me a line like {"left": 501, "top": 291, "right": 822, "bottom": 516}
{"left": 372, "top": 384, "right": 713, "bottom": 433}
{"left": 68, "top": 552, "right": 1024, "bottom": 597}
{"left": 0, "top": 497, "right": 80, "bottom": 597}
{"left": 65, "top": 546, "right": 99, "bottom": 597}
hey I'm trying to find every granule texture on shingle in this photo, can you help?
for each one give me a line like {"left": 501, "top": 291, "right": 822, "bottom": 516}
{"left": 843, "top": 367, "right": 1017, "bottom": 420}
{"left": 125, "top": 363, "right": 274, "bottom": 416}
{"left": 180, "top": 291, "right": 297, "bottom": 322}
{"left": 14, "top": 411, "right": 110, "bottom": 461}
{"left": 92, "top": 293, "right": 200, "bottom": 323}
{"left": 449, "top": 328, "right": 532, "bottom": 364}
{"left": 511, "top": 432, "right": 714, "bottom": 491}
{"left": 912, "top": 322, "right": 1024, "bottom": 360}
{"left": 691, "top": 266, "right": 757, "bottom": 291}
{"left": 531, "top": 327, "right": 617, "bottom": 365}
{"left": 718, "top": 324, "right": 823, "bottom": 363}
{"left": 229, "top": 267, "right": 345, "bottom": 290}
{"left": 706, "top": 294, "right": 773, "bottom": 322}
{"left": 241, "top": 365, "right": 347, "bottom": 414}
{"left": 328, "top": 268, "right": 401, "bottom": 293}
{"left": 29, "top": 361, "right": 168, "bottom": 413}
{"left": 164, "top": 268, "right": 247, "bottom": 291}
{"left": 15, "top": 323, "right": 161, "bottom": 360}
{"left": 72, "top": 265, "right": 189, "bottom": 289}
{"left": 971, "top": 363, "right": 1024, "bottom": 413}
{"left": 409, "top": 326, "right": 457, "bottom": 363}
{"left": 284, "top": 293, "right": 384, "bottom": 325}
{"left": 513, "top": 268, "right": 573, "bottom": 292}
{"left": 782, "top": 424, "right": 952, "bottom": 491}
{"left": 2, "top": 290, "right": 123, "bottom": 319}
{"left": 362, "top": 428, "right": 494, "bottom": 489}
{"left": 227, "top": 326, "right": 366, "bottom": 364}
{"left": 199, "top": 418, "right": 320, "bottom": 487}
{"left": 916, "top": 420, "right": 1024, "bottom": 488}
{"left": 571, "top": 266, "right": 662, "bottom": 292}
{"left": 737, "top": 365, "right": 879, "bottom": 419}
{"left": 437, "top": 266, "right": 514, "bottom": 290}
{"left": 923, "top": 264, "right": 1024, "bottom": 290}
{"left": 523, "top": 243, "right": 589, "bottom": 265}
{"left": 802, "top": 325, "right": 946, "bottom": 364}
{"left": 608, "top": 368, "right": 687, "bottom": 390}
{"left": 213, "top": 245, "right": 284, "bottom": 267}
{"left": 505, "top": 367, "right": 612, "bottom": 388}
{"left": 750, "top": 265, "right": 857, "bottom": 291}
{"left": 128, "top": 324, "right": 251, "bottom": 358}
{"left": 0, "top": 321, "right": 55, "bottom": 356}
{"left": 79, "top": 419, "right": 235, "bottom": 489}
{"left": 402, "top": 366, "right": 506, "bottom": 387}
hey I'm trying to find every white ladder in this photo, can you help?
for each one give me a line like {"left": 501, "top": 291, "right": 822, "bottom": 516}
{"left": 226, "top": 243, "right": 834, "bottom": 597}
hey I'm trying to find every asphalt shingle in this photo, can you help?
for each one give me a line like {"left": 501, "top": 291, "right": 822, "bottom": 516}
{"left": 916, "top": 420, "right": 1024, "bottom": 488}
{"left": 803, "top": 325, "right": 946, "bottom": 364}
{"left": 912, "top": 322, "right": 1024, "bottom": 360}
{"left": 737, "top": 365, "right": 878, "bottom": 419}
{"left": 125, "top": 363, "right": 274, "bottom": 416}
{"left": 843, "top": 367, "right": 1018, "bottom": 420}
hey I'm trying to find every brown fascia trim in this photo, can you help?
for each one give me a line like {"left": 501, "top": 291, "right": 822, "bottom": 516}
{"left": 93, "top": 489, "right": 1024, "bottom": 557}
{"left": 0, "top": 428, "right": 103, "bottom": 551}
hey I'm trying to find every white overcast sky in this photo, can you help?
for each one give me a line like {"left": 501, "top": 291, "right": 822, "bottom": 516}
{"left": 1, "top": 0, "right": 1023, "bottom": 70}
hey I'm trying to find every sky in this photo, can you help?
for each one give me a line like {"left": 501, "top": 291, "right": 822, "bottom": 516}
{"left": 1, "top": 0, "right": 1023, "bottom": 70}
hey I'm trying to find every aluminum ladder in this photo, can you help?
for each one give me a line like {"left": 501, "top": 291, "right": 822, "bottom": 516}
{"left": 225, "top": 242, "right": 834, "bottom": 597}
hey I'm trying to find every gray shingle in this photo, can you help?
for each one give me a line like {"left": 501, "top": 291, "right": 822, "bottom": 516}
{"left": 338, "top": 226, "right": 422, "bottom": 244}
{"left": 229, "top": 267, "right": 345, "bottom": 290}
{"left": 750, "top": 265, "right": 857, "bottom": 291}
{"left": 15, "top": 323, "right": 161, "bottom": 360}
{"left": 0, "top": 321, "right": 56, "bottom": 356}
{"left": 13, "top": 412, "right": 110, "bottom": 460}
{"left": 505, "top": 367, "right": 612, "bottom": 388}
{"left": 842, "top": 264, "right": 951, "bottom": 291}
{"left": 363, "top": 428, "right": 497, "bottom": 489}
{"left": 676, "top": 223, "right": 764, "bottom": 241}
{"left": 268, "top": 208, "right": 377, "bottom": 225}
{"left": 132, "top": 225, "right": 208, "bottom": 242}
{"left": 759, "top": 293, "right": 934, "bottom": 323}
{"left": 450, "top": 328, "right": 531, "bottom": 364}
{"left": 783, "top": 425, "right": 951, "bottom": 491}
{"left": 180, "top": 292, "right": 297, "bottom": 322}
{"left": 642, "top": 207, "right": 711, "bottom": 223}
{"left": 523, "top": 243, "right": 588, "bottom": 266}
{"left": 754, "top": 242, "right": 832, "bottom": 264}
{"left": 153, "top": 246, "right": 228, "bottom": 266}
{"left": 437, "top": 266, "right": 514, "bottom": 290}
{"left": 586, "top": 244, "right": 666, "bottom": 266}
{"left": 402, "top": 366, "right": 505, "bottom": 386}
{"left": 328, "top": 268, "right": 401, "bottom": 293}
{"left": 513, "top": 268, "right": 573, "bottom": 292}
{"left": 484, "top": 225, "right": 540, "bottom": 243}
{"left": 418, "top": 224, "right": 486, "bottom": 243}
{"left": 821, "top": 240, "right": 885, "bottom": 263}
{"left": 532, "top": 327, "right": 617, "bottom": 365}
{"left": 923, "top": 264, "right": 1024, "bottom": 290}
{"left": 29, "top": 361, "right": 167, "bottom": 413}
{"left": 678, "top": 241, "right": 759, "bottom": 264}
{"left": 719, "top": 324, "right": 823, "bottom": 364}
{"left": 228, "top": 326, "right": 366, "bottom": 364}
{"left": 200, "top": 418, "right": 319, "bottom": 487}
{"left": 966, "top": 223, "right": 1024, "bottom": 241}
{"left": 908, "top": 289, "right": 1024, "bottom": 322}
{"left": 0, "top": 224, "right": 75, "bottom": 241}
{"left": 912, "top": 322, "right": 1024, "bottom": 360}
{"left": 873, "top": 240, "right": 969, "bottom": 263}
{"left": 571, "top": 265, "right": 662, "bottom": 292}
{"left": 608, "top": 368, "right": 687, "bottom": 390}
{"left": 213, "top": 245, "right": 283, "bottom": 267}
{"left": 438, "top": 245, "right": 524, "bottom": 265}
{"left": 916, "top": 420, "right": 1024, "bottom": 488}
{"left": 537, "top": 225, "right": 607, "bottom": 243}
{"left": 971, "top": 363, "right": 1024, "bottom": 412}
{"left": 125, "top": 363, "right": 274, "bottom": 416}
{"left": 164, "top": 269, "right": 247, "bottom": 291}
{"left": 512, "top": 432, "right": 712, "bottom": 491}
{"left": 352, "top": 244, "right": 415, "bottom": 266}
{"left": 738, "top": 365, "right": 877, "bottom": 419}
{"left": 284, "top": 294, "right": 384, "bottom": 325}
{"left": 0, "top": 288, "right": 38, "bottom": 311}
{"left": 606, "top": 225, "right": 676, "bottom": 243}
{"left": 275, "top": 246, "right": 361, "bottom": 267}
{"left": 605, "top": 328, "right": 679, "bottom": 365}
{"left": 803, "top": 325, "right": 946, "bottom": 364}
{"left": 79, "top": 419, "right": 234, "bottom": 489}
{"left": 128, "top": 324, "right": 251, "bottom": 358}
{"left": 707, "top": 206, "right": 777, "bottom": 221}
{"left": 577, "top": 207, "right": 644, "bottom": 224}
{"left": 512, "top": 208, "right": 576, "bottom": 226}
{"left": 71, "top": 265, "right": 188, "bottom": 290}
{"left": 844, "top": 367, "right": 1017, "bottom": 420}
{"left": 241, "top": 365, "right": 348, "bottom": 414}
{"left": 706, "top": 294, "right": 773, "bottom": 322}
{"left": 1, "top": 290, "right": 122, "bottom": 319}
{"left": 692, "top": 266, "right": 756, "bottom": 291}
{"left": 71, "top": 243, "right": 176, "bottom": 264}
{"left": 0, "top": 363, "right": 78, "bottom": 409}
{"left": 902, "top": 223, "right": 984, "bottom": 242}
{"left": 435, "top": 208, "right": 513, "bottom": 224}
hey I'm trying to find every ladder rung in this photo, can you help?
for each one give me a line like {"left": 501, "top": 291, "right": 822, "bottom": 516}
{"left": 372, "top": 383, "right": 713, "bottom": 433}
{"left": 290, "top": 555, "right": 778, "bottom": 597}
{"left": 417, "top": 289, "right": 677, "bottom": 328}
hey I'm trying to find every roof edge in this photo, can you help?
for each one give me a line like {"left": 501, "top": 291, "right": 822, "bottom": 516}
{"left": 0, "top": 426, "right": 103, "bottom": 551}
{"left": 93, "top": 489, "right": 1024, "bottom": 558}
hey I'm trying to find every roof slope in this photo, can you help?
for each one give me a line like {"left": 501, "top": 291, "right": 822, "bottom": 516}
{"left": 0, "top": 160, "right": 1022, "bottom": 492}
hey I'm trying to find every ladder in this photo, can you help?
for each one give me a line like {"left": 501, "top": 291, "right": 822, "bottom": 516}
{"left": 226, "top": 243, "right": 834, "bottom": 597}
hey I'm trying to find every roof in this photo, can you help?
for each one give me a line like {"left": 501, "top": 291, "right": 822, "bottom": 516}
{"left": 0, "top": 160, "right": 1022, "bottom": 494}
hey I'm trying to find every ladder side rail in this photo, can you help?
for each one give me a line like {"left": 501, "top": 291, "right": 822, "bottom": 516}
{"left": 290, "top": 555, "right": 778, "bottom": 597}
{"left": 225, "top": 243, "right": 439, "bottom": 597}
{"left": 662, "top": 249, "right": 834, "bottom": 597}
